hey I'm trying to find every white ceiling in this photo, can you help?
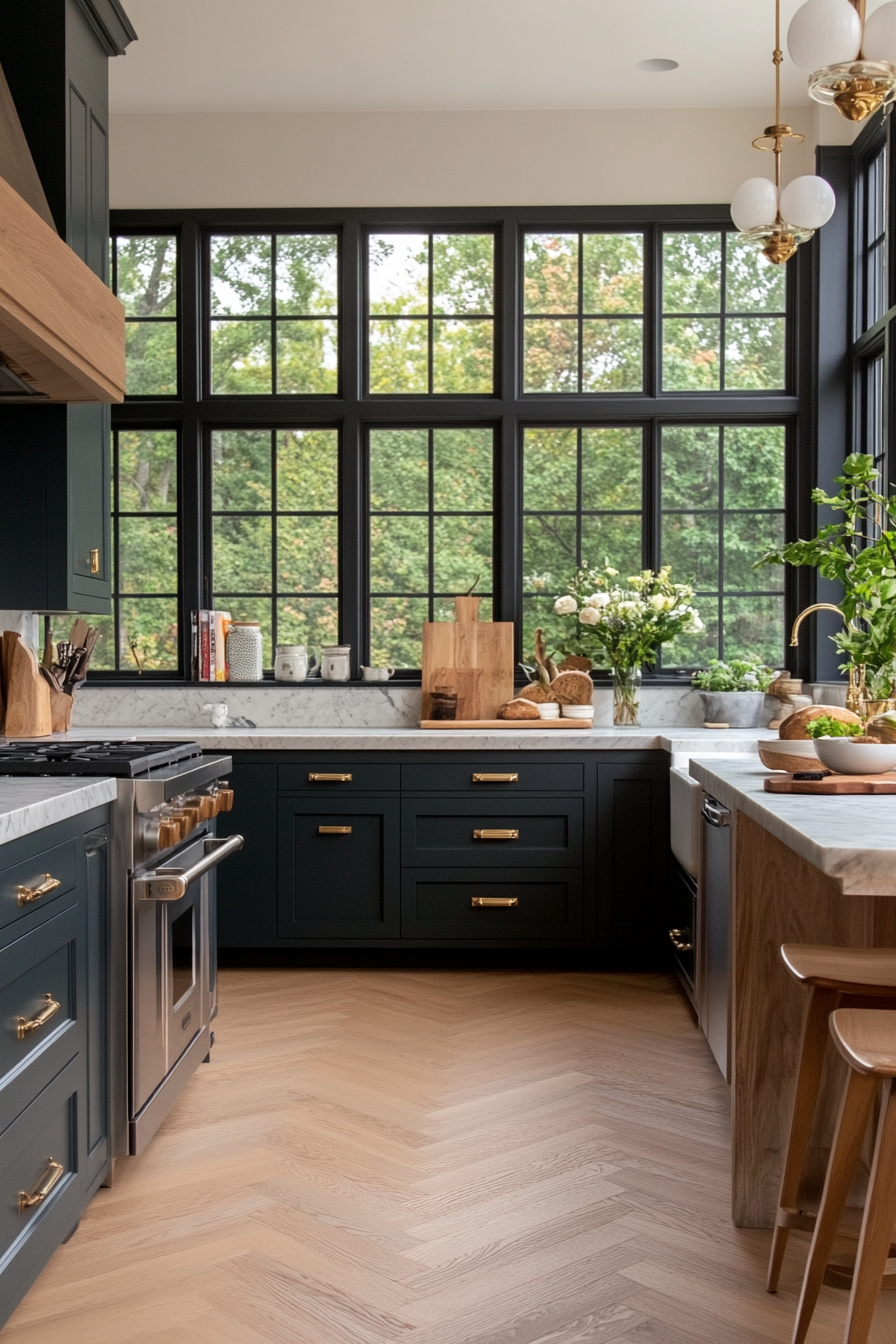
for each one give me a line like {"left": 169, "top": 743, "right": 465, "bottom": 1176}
{"left": 110, "top": 0, "right": 881, "bottom": 115}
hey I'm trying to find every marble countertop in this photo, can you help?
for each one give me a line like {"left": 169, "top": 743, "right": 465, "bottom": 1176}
{"left": 689, "top": 757, "right": 896, "bottom": 896}
{"left": 48, "top": 725, "right": 766, "bottom": 753}
{"left": 0, "top": 778, "right": 117, "bottom": 848}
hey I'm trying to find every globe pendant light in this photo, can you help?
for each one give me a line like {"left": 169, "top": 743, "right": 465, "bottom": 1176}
{"left": 730, "top": 0, "right": 836, "bottom": 265}
{"left": 789, "top": 0, "right": 896, "bottom": 121}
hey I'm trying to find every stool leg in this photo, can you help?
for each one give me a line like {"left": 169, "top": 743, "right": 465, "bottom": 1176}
{"left": 768, "top": 985, "right": 841, "bottom": 1293}
{"left": 844, "top": 1078, "right": 896, "bottom": 1344}
{"left": 792, "top": 1068, "right": 879, "bottom": 1344}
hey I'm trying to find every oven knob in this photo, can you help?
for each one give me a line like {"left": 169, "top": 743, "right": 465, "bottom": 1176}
{"left": 217, "top": 788, "right": 234, "bottom": 812}
{"left": 185, "top": 794, "right": 215, "bottom": 822}
{"left": 158, "top": 820, "right": 181, "bottom": 851}
{"left": 169, "top": 811, "right": 193, "bottom": 840}
{"left": 179, "top": 805, "right": 202, "bottom": 830}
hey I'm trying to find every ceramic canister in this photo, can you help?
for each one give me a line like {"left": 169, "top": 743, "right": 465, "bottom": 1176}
{"left": 321, "top": 644, "right": 351, "bottom": 682}
{"left": 226, "top": 622, "right": 264, "bottom": 681}
{"left": 273, "top": 645, "right": 319, "bottom": 682}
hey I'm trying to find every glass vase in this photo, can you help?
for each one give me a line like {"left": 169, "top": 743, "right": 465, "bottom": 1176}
{"left": 612, "top": 665, "right": 642, "bottom": 727}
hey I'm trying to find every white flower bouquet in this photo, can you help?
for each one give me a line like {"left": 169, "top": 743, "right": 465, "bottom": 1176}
{"left": 552, "top": 565, "right": 703, "bottom": 724}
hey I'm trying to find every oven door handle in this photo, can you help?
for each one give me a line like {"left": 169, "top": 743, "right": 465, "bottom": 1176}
{"left": 134, "top": 835, "right": 245, "bottom": 901}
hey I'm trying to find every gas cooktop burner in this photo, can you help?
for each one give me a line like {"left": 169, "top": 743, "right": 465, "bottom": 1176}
{"left": 0, "top": 740, "right": 202, "bottom": 776}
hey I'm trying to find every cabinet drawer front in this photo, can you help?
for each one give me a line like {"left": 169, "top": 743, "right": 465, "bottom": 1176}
{"left": 279, "top": 763, "right": 400, "bottom": 793}
{"left": 402, "top": 799, "right": 582, "bottom": 868}
{"left": 0, "top": 840, "right": 78, "bottom": 934}
{"left": 401, "top": 762, "right": 583, "bottom": 793}
{"left": 401, "top": 869, "right": 583, "bottom": 940}
{"left": 277, "top": 799, "right": 401, "bottom": 938}
{"left": 0, "top": 1056, "right": 81, "bottom": 1276}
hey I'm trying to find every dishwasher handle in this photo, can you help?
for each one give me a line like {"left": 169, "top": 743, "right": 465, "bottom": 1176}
{"left": 702, "top": 798, "right": 730, "bottom": 828}
{"left": 134, "top": 835, "right": 245, "bottom": 901}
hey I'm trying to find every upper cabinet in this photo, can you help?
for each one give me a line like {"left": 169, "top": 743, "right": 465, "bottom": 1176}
{"left": 0, "top": 0, "right": 135, "bottom": 613}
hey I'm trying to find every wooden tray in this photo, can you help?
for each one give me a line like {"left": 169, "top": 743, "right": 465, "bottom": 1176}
{"left": 420, "top": 718, "right": 591, "bottom": 730}
{"left": 764, "top": 772, "right": 896, "bottom": 794}
{"left": 421, "top": 598, "right": 514, "bottom": 721}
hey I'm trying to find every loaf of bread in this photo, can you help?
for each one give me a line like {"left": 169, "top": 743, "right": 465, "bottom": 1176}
{"left": 556, "top": 655, "right": 593, "bottom": 674}
{"left": 779, "top": 704, "right": 862, "bottom": 739}
{"left": 548, "top": 670, "right": 594, "bottom": 705}
{"left": 516, "top": 680, "right": 550, "bottom": 703}
{"left": 497, "top": 698, "right": 541, "bottom": 720}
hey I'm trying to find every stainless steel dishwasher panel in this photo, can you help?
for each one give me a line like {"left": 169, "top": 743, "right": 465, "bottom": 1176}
{"left": 701, "top": 796, "right": 731, "bottom": 1081}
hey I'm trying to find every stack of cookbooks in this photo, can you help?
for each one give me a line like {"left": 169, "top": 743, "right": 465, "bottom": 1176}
{"left": 190, "top": 610, "right": 231, "bottom": 682}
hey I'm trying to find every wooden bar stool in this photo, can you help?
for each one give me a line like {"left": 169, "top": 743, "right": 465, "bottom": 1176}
{"left": 792, "top": 1008, "right": 896, "bottom": 1344}
{"left": 767, "top": 945, "right": 896, "bottom": 1294}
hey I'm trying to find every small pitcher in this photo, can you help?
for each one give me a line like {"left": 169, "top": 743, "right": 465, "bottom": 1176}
{"left": 360, "top": 665, "right": 395, "bottom": 683}
{"left": 274, "top": 644, "right": 320, "bottom": 683}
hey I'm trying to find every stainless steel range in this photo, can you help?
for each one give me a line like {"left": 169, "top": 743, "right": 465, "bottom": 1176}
{"left": 0, "top": 741, "right": 243, "bottom": 1165}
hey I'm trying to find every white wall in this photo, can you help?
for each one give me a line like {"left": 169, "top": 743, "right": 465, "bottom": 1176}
{"left": 110, "top": 104, "right": 856, "bottom": 210}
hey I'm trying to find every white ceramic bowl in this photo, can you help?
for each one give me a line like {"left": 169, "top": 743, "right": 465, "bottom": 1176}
{"left": 536, "top": 702, "right": 560, "bottom": 719}
{"left": 813, "top": 737, "right": 896, "bottom": 775}
{"left": 561, "top": 704, "right": 594, "bottom": 719}
{"left": 757, "top": 737, "right": 820, "bottom": 772}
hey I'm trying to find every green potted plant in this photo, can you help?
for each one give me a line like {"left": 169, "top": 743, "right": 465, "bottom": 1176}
{"left": 552, "top": 565, "right": 702, "bottom": 725}
{"left": 758, "top": 453, "right": 896, "bottom": 715}
{"left": 692, "top": 658, "right": 777, "bottom": 727}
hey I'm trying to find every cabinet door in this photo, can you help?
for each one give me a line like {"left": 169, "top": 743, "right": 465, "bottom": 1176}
{"left": 84, "top": 827, "right": 109, "bottom": 1190}
{"left": 277, "top": 799, "right": 400, "bottom": 939}
{"left": 216, "top": 763, "right": 278, "bottom": 948}
{"left": 596, "top": 762, "right": 670, "bottom": 950}
{"left": 68, "top": 404, "right": 111, "bottom": 606}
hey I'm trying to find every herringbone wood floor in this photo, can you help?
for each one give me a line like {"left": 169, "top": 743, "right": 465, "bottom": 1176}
{"left": 5, "top": 968, "right": 896, "bottom": 1343}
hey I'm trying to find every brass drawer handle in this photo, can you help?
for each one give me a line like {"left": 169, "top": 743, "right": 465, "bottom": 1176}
{"left": 89, "top": 547, "right": 100, "bottom": 574}
{"left": 18, "top": 1157, "right": 64, "bottom": 1214}
{"left": 318, "top": 826, "right": 352, "bottom": 835}
{"left": 16, "top": 874, "right": 62, "bottom": 907}
{"left": 471, "top": 897, "right": 519, "bottom": 908}
{"left": 472, "top": 773, "right": 518, "bottom": 783}
{"left": 308, "top": 773, "right": 352, "bottom": 783}
{"left": 473, "top": 829, "right": 519, "bottom": 841}
{"left": 17, "top": 993, "right": 61, "bottom": 1040}
{"left": 668, "top": 928, "right": 694, "bottom": 953}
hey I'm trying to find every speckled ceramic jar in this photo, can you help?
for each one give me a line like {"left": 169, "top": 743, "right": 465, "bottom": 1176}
{"left": 226, "top": 622, "right": 263, "bottom": 682}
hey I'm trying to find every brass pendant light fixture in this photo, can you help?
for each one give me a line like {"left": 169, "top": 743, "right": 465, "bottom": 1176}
{"left": 730, "top": 0, "right": 836, "bottom": 265}
{"left": 789, "top": 0, "right": 896, "bottom": 122}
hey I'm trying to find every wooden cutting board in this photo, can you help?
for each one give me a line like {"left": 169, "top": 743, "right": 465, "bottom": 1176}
{"left": 4, "top": 634, "right": 51, "bottom": 737}
{"left": 420, "top": 719, "right": 590, "bottom": 730}
{"left": 421, "top": 597, "right": 514, "bottom": 721}
{"left": 765, "top": 772, "right": 896, "bottom": 794}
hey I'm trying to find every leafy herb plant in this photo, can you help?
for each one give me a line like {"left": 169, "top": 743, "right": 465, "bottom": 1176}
{"left": 804, "top": 715, "right": 862, "bottom": 739}
{"left": 691, "top": 658, "right": 776, "bottom": 693}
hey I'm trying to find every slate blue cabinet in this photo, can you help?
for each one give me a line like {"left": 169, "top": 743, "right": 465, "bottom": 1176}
{"left": 0, "top": 804, "right": 110, "bottom": 1329}
{"left": 216, "top": 750, "right": 670, "bottom": 957}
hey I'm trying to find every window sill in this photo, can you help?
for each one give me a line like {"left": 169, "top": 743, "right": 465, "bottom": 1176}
{"left": 84, "top": 673, "right": 704, "bottom": 690}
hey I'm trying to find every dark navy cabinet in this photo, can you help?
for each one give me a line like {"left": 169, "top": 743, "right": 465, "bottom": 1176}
{"left": 0, "top": 804, "right": 110, "bottom": 1329}
{"left": 217, "top": 750, "right": 670, "bottom": 956}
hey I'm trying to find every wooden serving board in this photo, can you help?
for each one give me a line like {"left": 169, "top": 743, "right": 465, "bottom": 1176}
{"left": 421, "top": 598, "right": 514, "bottom": 721}
{"left": 764, "top": 772, "right": 896, "bottom": 794}
{"left": 420, "top": 719, "right": 591, "bottom": 730}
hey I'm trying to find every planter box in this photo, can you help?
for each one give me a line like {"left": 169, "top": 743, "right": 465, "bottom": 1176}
{"left": 699, "top": 691, "right": 766, "bottom": 728}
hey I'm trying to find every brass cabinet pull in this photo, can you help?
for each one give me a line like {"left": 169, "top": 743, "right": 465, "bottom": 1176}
{"left": 17, "top": 993, "right": 61, "bottom": 1041}
{"left": 471, "top": 897, "right": 519, "bottom": 908}
{"left": 473, "top": 829, "right": 519, "bottom": 841}
{"left": 89, "top": 548, "right": 100, "bottom": 574}
{"left": 668, "top": 928, "right": 694, "bottom": 953}
{"left": 318, "top": 826, "right": 352, "bottom": 835}
{"left": 308, "top": 773, "right": 352, "bottom": 783}
{"left": 19, "top": 1157, "right": 64, "bottom": 1214}
{"left": 16, "top": 874, "right": 61, "bottom": 907}
{"left": 472, "top": 773, "right": 518, "bottom": 783}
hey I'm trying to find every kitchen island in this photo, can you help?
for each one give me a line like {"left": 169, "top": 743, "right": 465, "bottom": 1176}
{"left": 689, "top": 757, "right": 896, "bottom": 1229}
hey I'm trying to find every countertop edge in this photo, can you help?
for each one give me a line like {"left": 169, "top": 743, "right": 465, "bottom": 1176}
{"left": 0, "top": 778, "right": 117, "bottom": 848}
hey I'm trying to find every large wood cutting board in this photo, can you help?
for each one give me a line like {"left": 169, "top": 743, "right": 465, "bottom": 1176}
{"left": 764, "top": 772, "right": 896, "bottom": 794}
{"left": 421, "top": 597, "right": 514, "bottom": 722}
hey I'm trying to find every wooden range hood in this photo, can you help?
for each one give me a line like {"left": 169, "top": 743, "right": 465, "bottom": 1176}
{"left": 0, "top": 60, "right": 125, "bottom": 403}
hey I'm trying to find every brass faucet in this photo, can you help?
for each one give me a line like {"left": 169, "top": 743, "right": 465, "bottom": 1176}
{"left": 789, "top": 603, "right": 865, "bottom": 716}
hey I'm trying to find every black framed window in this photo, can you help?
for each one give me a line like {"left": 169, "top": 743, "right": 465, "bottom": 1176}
{"left": 93, "top": 428, "right": 180, "bottom": 671}
{"left": 106, "top": 205, "right": 803, "bottom": 682}
{"left": 209, "top": 233, "right": 339, "bottom": 395}
{"left": 367, "top": 232, "right": 495, "bottom": 395}
{"left": 860, "top": 144, "right": 888, "bottom": 335}
{"left": 210, "top": 428, "right": 340, "bottom": 666}
{"left": 111, "top": 234, "right": 178, "bottom": 397}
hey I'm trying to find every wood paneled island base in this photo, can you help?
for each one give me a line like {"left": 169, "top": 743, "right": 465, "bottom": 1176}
{"left": 732, "top": 812, "right": 896, "bottom": 1228}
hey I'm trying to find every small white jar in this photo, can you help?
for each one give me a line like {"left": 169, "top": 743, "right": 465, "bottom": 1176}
{"left": 226, "top": 622, "right": 263, "bottom": 682}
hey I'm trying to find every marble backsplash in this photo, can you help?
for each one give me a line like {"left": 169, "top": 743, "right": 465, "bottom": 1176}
{"left": 70, "top": 681, "right": 784, "bottom": 730}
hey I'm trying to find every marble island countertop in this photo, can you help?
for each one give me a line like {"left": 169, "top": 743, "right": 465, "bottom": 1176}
{"left": 46, "top": 724, "right": 767, "bottom": 753}
{"left": 0, "top": 778, "right": 117, "bottom": 848}
{"left": 689, "top": 757, "right": 896, "bottom": 896}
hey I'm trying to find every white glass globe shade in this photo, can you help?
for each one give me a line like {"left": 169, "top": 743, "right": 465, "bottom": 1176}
{"left": 780, "top": 175, "right": 836, "bottom": 229}
{"left": 731, "top": 177, "right": 779, "bottom": 232}
{"left": 862, "top": 1, "right": 896, "bottom": 61}
{"left": 787, "top": 0, "right": 861, "bottom": 69}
